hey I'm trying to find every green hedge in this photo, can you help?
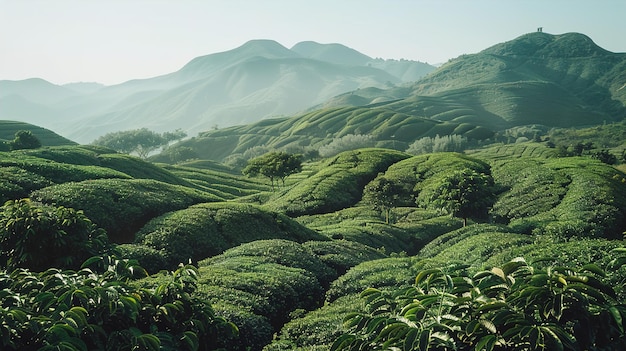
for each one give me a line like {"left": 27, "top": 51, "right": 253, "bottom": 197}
{"left": 265, "top": 148, "right": 409, "bottom": 216}
{"left": 31, "top": 179, "right": 219, "bottom": 243}
{"left": 136, "top": 204, "right": 326, "bottom": 270}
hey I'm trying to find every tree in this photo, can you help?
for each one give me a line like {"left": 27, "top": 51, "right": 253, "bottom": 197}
{"left": 242, "top": 151, "right": 303, "bottom": 190}
{"left": 92, "top": 128, "right": 187, "bottom": 159}
{"left": 419, "top": 168, "right": 495, "bottom": 226}
{"left": 363, "top": 175, "right": 407, "bottom": 224}
{"left": 591, "top": 149, "right": 617, "bottom": 164}
{"left": 10, "top": 130, "right": 41, "bottom": 150}
{"left": 0, "top": 199, "right": 110, "bottom": 271}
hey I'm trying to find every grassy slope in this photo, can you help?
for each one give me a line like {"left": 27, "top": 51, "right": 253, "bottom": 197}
{"left": 0, "top": 120, "right": 76, "bottom": 146}
{"left": 153, "top": 32, "right": 626, "bottom": 164}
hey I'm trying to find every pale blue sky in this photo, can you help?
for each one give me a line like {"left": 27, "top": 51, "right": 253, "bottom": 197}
{"left": 1, "top": 0, "right": 624, "bottom": 85}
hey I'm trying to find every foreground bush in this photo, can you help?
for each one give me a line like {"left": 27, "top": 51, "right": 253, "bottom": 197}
{"left": 0, "top": 199, "right": 110, "bottom": 271}
{"left": 333, "top": 256, "right": 626, "bottom": 350}
{"left": 0, "top": 257, "right": 236, "bottom": 351}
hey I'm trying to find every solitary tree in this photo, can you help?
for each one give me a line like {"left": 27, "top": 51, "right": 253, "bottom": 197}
{"left": 242, "top": 151, "right": 302, "bottom": 190}
{"left": 419, "top": 168, "right": 495, "bottom": 226}
{"left": 363, "top": 175, "right": 406, "bottom": 224}
{"left": 92, "top": 128, "right": 187, "bottom": 159}
{"left": 10, "top": 130, "right": 41, "bottom": 150}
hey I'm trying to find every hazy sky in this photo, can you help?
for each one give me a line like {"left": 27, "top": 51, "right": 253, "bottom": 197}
{"left": 1, "top": 0, "right": 624, "bottom": 86}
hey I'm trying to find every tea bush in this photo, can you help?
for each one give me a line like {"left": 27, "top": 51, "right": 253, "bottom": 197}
{"left": 265, "top": 148, "right": 409, "bottom": 216}
{"left": 136, "top": 203, "right": 325, "bottom": 270}
{"left": 31, "top": 179, "right": 220, "bottom": 243}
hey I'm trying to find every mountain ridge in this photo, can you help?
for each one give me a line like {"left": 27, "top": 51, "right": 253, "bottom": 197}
{"left": 0, "top": 39, "right": 435, "bottom": 143}
{"left": 156, "top": 32, "right": 626, "bottom": 161}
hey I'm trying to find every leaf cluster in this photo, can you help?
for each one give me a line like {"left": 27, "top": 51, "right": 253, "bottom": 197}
{"left": 333, "top": 257, "right": 626, "bottom": 350}
{"left": 0, "top": 258, "right": 236, "bottom": 351}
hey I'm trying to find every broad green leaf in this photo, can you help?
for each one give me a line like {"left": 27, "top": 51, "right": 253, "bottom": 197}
{"left": 475, "top": 334, "right": 496, "bottom": 351}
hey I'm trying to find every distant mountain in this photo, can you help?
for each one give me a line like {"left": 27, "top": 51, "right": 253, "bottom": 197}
{"left": 291, "top": 41, "right": 372, "bottom": 66}
{"left": 0, "top": 40, "right": 435, "bottom": 144}
{"left": 160, "top": 32, "right": 626, "bottom": 161}
{"left": 63, "top": 82, "right": 105, "bottom": 94}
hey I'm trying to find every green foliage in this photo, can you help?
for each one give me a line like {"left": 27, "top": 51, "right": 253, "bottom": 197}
{"left": 198, "top": 253, "right": 325, "bottom": 330}
{"left": 0, "top": 120, "right": 75, "bottom": 146}
{"left": 406, "top": 134, "right": 468, "bottom": 155}
{"left": 325, "top": 257, "right": 417, "bottom": 303}
{"left": 490, "top": 157, "right": 626, "bottom": 239}
{"left": 302, "top": 240, "right": 387, "bottom": 277}
{"left": 31, "top": 179, "right": 220, "bottom": 243}
{"left": 9, "top": 130, "right": 41, "bottom": 150}
{"left": 135, "top": 203, "right": 325, "bottom": 271}
{"left": 0, "top": 259, "right": 236, "bottom": 350}
{"left": 92, "top": 128, "right": 187, "bottom": 159}
{"left": 0, "top": 199, "right": 110, "bottom": 271}
{"left": 417, "top": 168, "right": 496, "bottom": 226}
{"left": 115, "top": 243, "right": 170, "bottom": 275}
{"left": 265, "top": 148, "right": 409, "bottom": 216}
{"left": 591, "top": 149, "right": 618, "bottom": 164}
{"left": 266, "top": 294, "right": 364, "bottom": 350}
{"left": 318, "top": 134, "right": 376, "bottom": 158}
{"left": 362, "top": 174, "right": 408, "bottom": 223}
{"left": 203, "top": 240, "right": 336, "bottom": 288}
{"left": 333, "top": 257, "right": 626, "bottom": 351}
{"left": 242, "top": 151, "right": 303, "bottom": 189}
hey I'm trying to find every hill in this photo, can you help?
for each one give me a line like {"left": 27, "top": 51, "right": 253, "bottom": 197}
{"left": 0, "top": 120, "right": 76, "bottom": 146}
{"left": 158, "top": 32, "right": 626, "bottom": 162}
{"left": 0, "top": 40, "right": 435, "bottom": 144}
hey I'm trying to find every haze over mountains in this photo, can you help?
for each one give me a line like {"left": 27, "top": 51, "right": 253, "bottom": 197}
{"left": 161, "top": 32, "right": 626, "bottom": 161}
{"left": 1, "top": 32, "right": 625, "bottom": 151}
{"left": 0, "top": 40, "right": 434, "bottom": 144}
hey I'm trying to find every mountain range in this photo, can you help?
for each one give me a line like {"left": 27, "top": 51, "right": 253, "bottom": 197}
{"left": 0, "top": 40, "right": 434, "bottom": 144}
{"left": 157, "top": 32, "right": 626, "bottom": 161}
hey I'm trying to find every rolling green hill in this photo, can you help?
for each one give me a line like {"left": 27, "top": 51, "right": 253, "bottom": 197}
{"left": 0, "top": 120, "right": 76, "bottom": 146}
{"left": 157, "top": 32, "right": 625, "bottom": 163}
{"left": 1, "top": 40, "right": 434, "bottom": 144}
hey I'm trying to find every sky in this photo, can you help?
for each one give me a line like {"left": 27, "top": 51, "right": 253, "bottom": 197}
{"left": 1, "top": 0, "right": 625, "bottom": 86}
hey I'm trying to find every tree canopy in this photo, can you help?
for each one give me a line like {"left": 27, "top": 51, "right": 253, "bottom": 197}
{"left": 362, "top": 175, "right": 407, "bottom": 224}
{"left": 419, "top": 168, "right": 496, "bottom": 226}
{"left": 242, "top": 151, "right": 303, "bottom": 190}
{"left": 92, "top": 128, "right": 186, "bottom": 159}
{"left": 10, "top": 130, "right": 41, "bottom": 150}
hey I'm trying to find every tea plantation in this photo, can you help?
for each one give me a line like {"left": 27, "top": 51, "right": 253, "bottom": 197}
{"left": 1, "top": 138, "right": 626, "bottom": 350}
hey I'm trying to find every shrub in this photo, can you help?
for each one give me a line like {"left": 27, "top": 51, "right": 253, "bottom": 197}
{"left": 318, "top": 134, "right": 376, "bottom": 158}
{"left": 303, "top": 240, "right": 387, "bottom": 276}
{"left": 31, "top": 179, "right": 220, "bottom": 243}
{"left": 136, "top": 203, "right": 325, "bottom": 270}
{"left": 0, "top": 199, "right": 110, "bottom": 271}
{"left": 203, "top": 239, "right": 335, "bottom": 288}
{"left": 115, "top": 243, "right": 169, "bottom": 275}
{"left": 265, "top": 148, "right": 409, "bottom": 216}
{"left": 333, "top": 257, "right": 626, "bottom": 351}
{"left": 1, "top": 259, "right": 236, "bottom": 351}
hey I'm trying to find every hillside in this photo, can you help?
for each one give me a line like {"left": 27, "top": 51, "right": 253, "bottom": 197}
{"left": 157, "top": 32, "right": 626, "bottom": 162}
{"left": 0, "top": 120, "right": 76, "bottom": 146}
{"left": 0, "top": 40, "right": 435, "bottom": 144}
